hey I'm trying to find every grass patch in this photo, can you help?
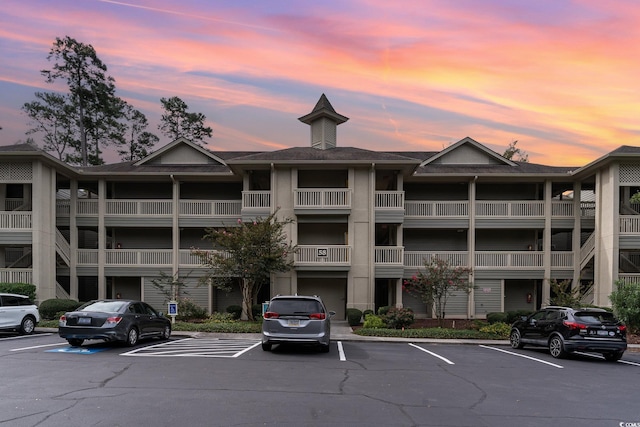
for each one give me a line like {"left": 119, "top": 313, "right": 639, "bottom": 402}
{"left": 354, "top": 327, "right": 506, "bottom": 340}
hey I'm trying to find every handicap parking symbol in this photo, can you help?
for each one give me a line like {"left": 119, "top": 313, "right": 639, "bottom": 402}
{"left": 46, "top": 347, "right": 108, "bottom": 354}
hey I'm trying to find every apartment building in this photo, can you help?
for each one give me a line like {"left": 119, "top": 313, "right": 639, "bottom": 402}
{"left": 1, "top": 95, "right": 639, "bottom": 319}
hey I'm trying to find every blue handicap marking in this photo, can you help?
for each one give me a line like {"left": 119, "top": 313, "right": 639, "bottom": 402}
{"left": 46, "top": 347, "right": 109, "bottom": 354}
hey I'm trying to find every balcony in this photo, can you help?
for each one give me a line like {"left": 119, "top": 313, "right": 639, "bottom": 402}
{"left": 241, "top": 191, "right": 271, "bottom": 219}
{"left": 403, "top": 251, "right": 574, "bottom": 270}
{"left": 294, "top": 189, "right": 351, "bottom": 213}
{"left": 403, "top": 200, "right": 595, "bottom": 219}
{"left": 294, "top": 245, "right": 351, "bottom": 269}
{"left": 0, "top": 268, "right": 32, "bottom": 283}
{"left": 0, "top": 211, "right": 31, "bottom": 229}
{"left": 375, "top": 191, "right": 405, "bottom": 222}
{"left": 76, "top": 249, "right": 221, "bottom": 267}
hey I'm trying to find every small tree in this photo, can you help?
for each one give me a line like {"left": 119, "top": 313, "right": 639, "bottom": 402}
{"left": 403, "top": 257, "right": 472, "bottom": 327}
{"left": 610, "top": 280, "right": 640, "bottom": 333}
{"left": 193, "top": 211, "right": 295, "bottom": 321}
{"left": 549, "top": 279, "right": 593, "bottom": 308}
{"left": 503, "top": 140, "right": 529, "bottom": 162}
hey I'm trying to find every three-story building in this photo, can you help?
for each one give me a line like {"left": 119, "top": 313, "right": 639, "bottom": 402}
{"left": 1, "top": 95, "right": 638, "bottom": 319}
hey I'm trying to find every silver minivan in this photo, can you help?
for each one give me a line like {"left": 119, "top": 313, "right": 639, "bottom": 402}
{"left": 261, "top": 295, "right": 335, "bottom": 352}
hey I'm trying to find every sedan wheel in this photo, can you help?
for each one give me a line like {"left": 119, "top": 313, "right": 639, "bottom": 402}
{"left": 162, "top": 325, "right": 171, "bottom": 340}
{"left": 509, "top": 329, "right": 524, "bottom": 349}
{"left": 68, "top": 339, "right": 84, "bottom": 347}
{"left": 126, "top": 327, "right": 139, "bottom": 346}
{"left": 19, "top": 316, "right": 36, "bottom": 335}
{"left": 548, "top": 335, "right": 567, "bottom": 359}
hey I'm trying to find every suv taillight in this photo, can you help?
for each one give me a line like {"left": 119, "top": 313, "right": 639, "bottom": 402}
{"left": 59, "top": 315, "right": 66, "bottom": 326}
{"left": 309, "top": 313, "right": 326, "bottom": 320}
{"left": 563, "top": 320, "right": 586, "bottom": 330}
{"left": 264, "top": 311, "right": 279, "bottom": 319}
{"left": 619, "top": 325, "right": 627, "bottom": 333}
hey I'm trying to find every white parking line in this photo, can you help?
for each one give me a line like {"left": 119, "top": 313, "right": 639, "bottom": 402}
{"left": 618, "top": 360, "right": 640, "bottom": 367}
{"left": 0, "top": 333, "right": 53, "bottom": 341}
{"left": 409, "top": 343, "right": 454, "bottom": 365}
{"left": 10, "top": 342, "right": 67, "bottom": 351}
{"left": 337, "top": 341, "right": 346, "bottom": 361}
{"left": 480, "top": 345, "right": 564, "bottom": 368}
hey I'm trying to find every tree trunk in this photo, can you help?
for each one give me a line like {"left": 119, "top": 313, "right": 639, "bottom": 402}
{"left": 241, "top": 279, "right": 254, "bottom": 321}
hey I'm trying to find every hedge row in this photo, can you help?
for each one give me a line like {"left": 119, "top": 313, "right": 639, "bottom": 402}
{"left": 0, "top": 283, "right": 36, "bottom": 300}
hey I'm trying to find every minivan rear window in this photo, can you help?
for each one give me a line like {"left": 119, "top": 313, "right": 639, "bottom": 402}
{"left": 268, "top": 299, "right": 323, "bottom": 315}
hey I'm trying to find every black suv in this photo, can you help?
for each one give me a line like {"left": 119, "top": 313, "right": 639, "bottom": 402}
{"left": 509, "top": 306, "right": 627, "bottom": 361}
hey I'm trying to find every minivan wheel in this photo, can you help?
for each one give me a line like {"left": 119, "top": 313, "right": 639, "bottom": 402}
{"left": 603, "top": 351, "right": 623, "bottom": 362}
{"left": 549, "top": 335, "right": 567, "bottom": 359}
{"left": 319, "top": 343, "right": 330, "bottom": 353}
{"left": 67, "top": 338, "right": 83, "bottom": 347}
{"left": 19, "top": 316, "right": 36, "bottom": 335}
{"left": 509, "top": 329, "right": 524, "bottom": 349}
{"left": 125, "top": 327, "right": 139, "bottom": 346}
{"left": 261, "top": 342, "right": 272, "bottom": 351}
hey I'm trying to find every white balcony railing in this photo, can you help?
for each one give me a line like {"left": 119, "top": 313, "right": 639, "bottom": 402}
{"left": 0, "top": 212, "right": 32, "bottom": 229}
{"left": 374, "top": 246, "right": 404, "bottom": 264}
{"left": 404, "top": 251, "right": 469, "bottom": 268}
{"left": 375, "top": 191, "right": 404, "bottom": 209}
{"left": 294, "top": 189, "right": 351, "bottom": 209}
{"left": 180, "top": 200, "right": 241, "bottom": 217}
{"left": 404, "top": 201, "right": 468, "bottom": 217}
{"left": 0, "top": 268, "right": 32, "bottom": 283}
{"left": 295, "top": 245, "right": 351, "bottom": 265}
{"left": 476, "top": 201, "right": 544, "bottom": 217}
{"left": 620, "top": 216, "right": 640, "bottom": 233}
{"left": 242, "top": 191, "right": 271, "bottom": 209}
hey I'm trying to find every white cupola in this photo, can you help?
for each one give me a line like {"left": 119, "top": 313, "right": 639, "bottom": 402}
{"left": 298, "top": 94, "right": 349, "bottom": 150}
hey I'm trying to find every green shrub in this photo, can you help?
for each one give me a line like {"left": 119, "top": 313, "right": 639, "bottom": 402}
{"left": 226, "top": 305, "right": 242, "bottom": 320}
{"left": 252, "top": 304, "right": 262, "bottom": 319}
{"left": 384, "top": 307, "right": 415, "bottom": 329}
{"left": 346, "top": 308, "right": 363, "bottom": 326}
{"left": 486, "top": 312, "right": 508, "bottom": 324}
{"left": 173, "top": 321, "right": 262, "bottom": 333}
{"left": 506, "top": 310, "right": 533, "bottom": 324}
{"left": 377, "top": 306, "right": 390, "bottom": 316}
{"left": 0, "top": 283, "right": 36, "bottom": 300}
{"left": 39, "top": 299, "right": 83, "bottom": 320}
{"left": 610, "top": 280, "right": 640, "bottom": 333}
{"left": 208, "top": 312, "right": 237, "bottom": 323}
{"left": 362, "top": 309, "right": 374, "bottom": 319}
{"left": 362, "top": 314, "right": 386, "bottom": 329}
{"left": 479, "top": 322, "right": 511, "bottom": 338}
{"left": 177, "top": 298, "right": 208, "bottom": 321}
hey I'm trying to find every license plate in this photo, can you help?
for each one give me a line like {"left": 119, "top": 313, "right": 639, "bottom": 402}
{"left": 596, "top": 330, "right": 610, "bottom": 336}
{"left": 287, "top": 319, "right": 300, "bottom": 327}
{"left": 78, "top": 317, "right": 92, "bottom": 325}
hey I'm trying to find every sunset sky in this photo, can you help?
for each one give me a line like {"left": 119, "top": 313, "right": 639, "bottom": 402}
{"left": 1, "top": 0, "right": 639, "bottom": 166}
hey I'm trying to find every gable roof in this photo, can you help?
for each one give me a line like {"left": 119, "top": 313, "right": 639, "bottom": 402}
{"left": 134, "top": 137, "right": 228, "bottom": 166}
{"left": 420, "top": 137, "right": 517, "bottom": 167}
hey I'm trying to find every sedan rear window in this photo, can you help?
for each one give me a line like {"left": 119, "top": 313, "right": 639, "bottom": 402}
{"left": 80, "top": 301, "right": 127, "bottom": 312}
{"left": 268, "top": 299, "right": 323, "bottom": 315}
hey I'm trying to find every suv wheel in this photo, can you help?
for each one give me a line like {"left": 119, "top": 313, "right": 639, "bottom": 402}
{"left": 19, "top": 316, "right": 36, "bottom": 335}
{"left": 548, "top": 335, "right": 567, "bottom": 359}
{"left": 509, "top": 329, "right": 524, "bottom": 349}
{"left": 603, "top": 351, "right": 623, "bottom": 362}
{"left": 261, "top": 342, "right": 272, "bottom": 351}
{"left": 67, "top": 339, "right": 84, "bottom": 347}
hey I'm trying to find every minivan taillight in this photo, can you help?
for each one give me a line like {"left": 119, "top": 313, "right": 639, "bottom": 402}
{"left": 264, "top": 311, "right": 279, "bottom": 319}
{"left": 309, "top": 313, "right": 326, "bottom": 320}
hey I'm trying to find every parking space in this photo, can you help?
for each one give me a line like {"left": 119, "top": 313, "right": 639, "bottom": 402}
{"left": 121, "top": 338, "right": 261, "bottom": 358}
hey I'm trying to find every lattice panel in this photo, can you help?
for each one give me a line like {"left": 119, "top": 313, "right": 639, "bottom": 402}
{"left": 620, "top": 164, "right": 640, "bottom": 184}
{"left": 0, "top": 162, "right": 32, "bottom": 182}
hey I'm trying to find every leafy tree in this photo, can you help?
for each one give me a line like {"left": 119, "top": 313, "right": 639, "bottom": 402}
{"left": 23, "top": 92, "right": 75, "bottom": 161}
{"left": 193, "top": 212, "right": 296, "bottom": 321}
{"left": 27, "top": 36, "right": 125, "bottom": 166}
{"left": 403, "top": 257, "right": 473, "bottom": 327}
{"left": 116, "top": 103, "right": 159, "bottom": 161}
{"left": 549, "top": 279, "right": 593, "bottom": 308}
{"left": 503, "top": 140, "right": 529, "bottom": 162}
{"left": 159, "top": 96, "right": 212, "bottom": 143}
{"left": 610, "top": 280, "right": 640, "bottom": 333}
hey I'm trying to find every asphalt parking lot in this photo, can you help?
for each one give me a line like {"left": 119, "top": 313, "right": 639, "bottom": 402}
{"left": 1, "top": 331, "right": 639, "bottom": 426}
